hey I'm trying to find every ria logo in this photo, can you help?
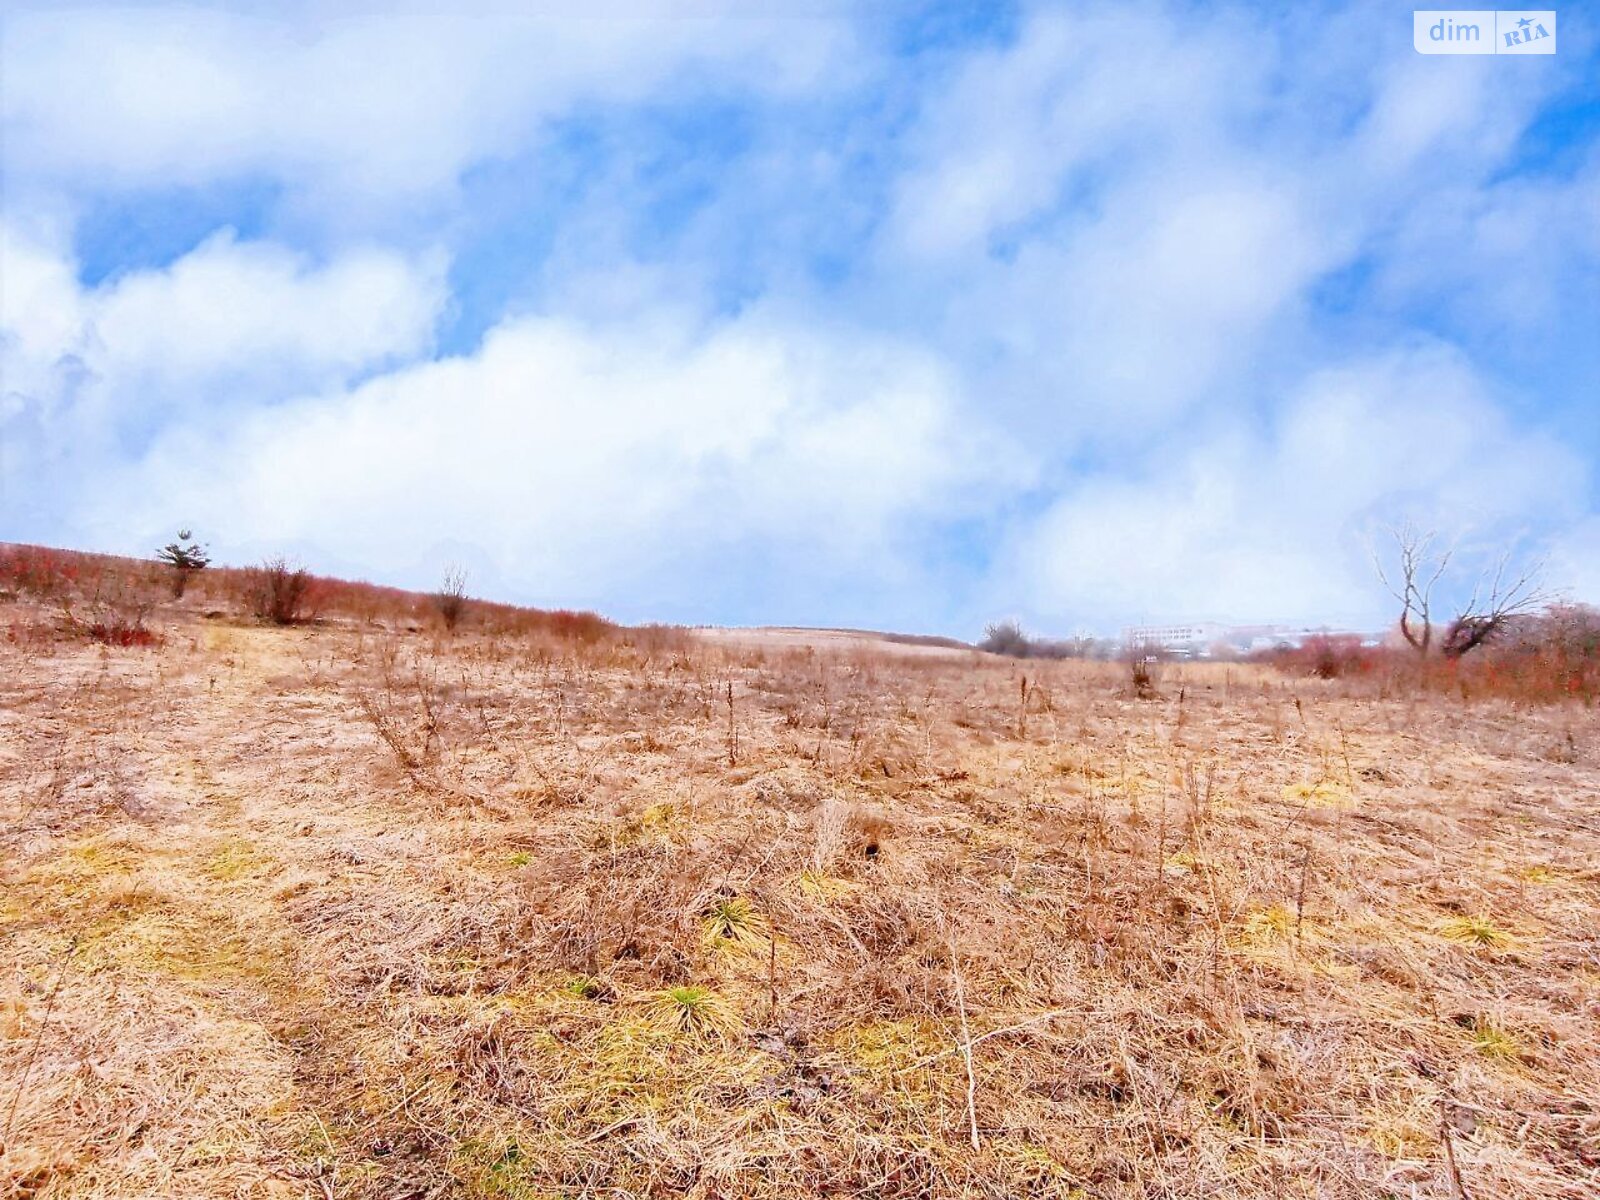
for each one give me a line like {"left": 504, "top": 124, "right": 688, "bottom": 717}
{"left": 1414, "top": 10, "right": 1557, "bottom": 54}
{"left": 1501, "top": 13, "right": 1553, "bottom": 47}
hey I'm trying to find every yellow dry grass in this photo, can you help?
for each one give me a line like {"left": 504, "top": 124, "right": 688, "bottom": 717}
{"left": 1, "top": 606, "right": 1597, "bottom": 1198}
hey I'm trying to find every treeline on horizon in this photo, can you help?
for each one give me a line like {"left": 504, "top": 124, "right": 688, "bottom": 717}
{"left": 978, "top": 613, "right": 1600, "bottom": 704}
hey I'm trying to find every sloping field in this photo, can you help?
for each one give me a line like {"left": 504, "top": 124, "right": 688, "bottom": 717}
{"left": 694, "top": 626, "right": 971, "bottom": 658}
{"left": 2, "top": 609, "right": 1597, "bottom": 1198}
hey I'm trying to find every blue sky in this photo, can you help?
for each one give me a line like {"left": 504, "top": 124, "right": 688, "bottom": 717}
{"left": 2, "top": 1, "right": 1597, "bottom": 635}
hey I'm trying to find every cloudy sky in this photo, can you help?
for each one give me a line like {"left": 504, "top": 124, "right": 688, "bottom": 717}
{"left": 2, "top": 2, "right": 1596, "bottom": 634}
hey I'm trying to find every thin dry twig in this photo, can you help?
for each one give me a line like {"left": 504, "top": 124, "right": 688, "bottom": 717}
{"left": 949, "top": 945, "right": 980, "bottom": 1152}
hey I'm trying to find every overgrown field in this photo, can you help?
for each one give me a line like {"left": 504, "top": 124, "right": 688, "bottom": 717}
{"left": 2, "top": 604, "right": 1597, "bottom": 1198}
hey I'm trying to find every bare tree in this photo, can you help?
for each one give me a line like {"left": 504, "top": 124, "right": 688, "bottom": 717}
{"left": 1437, "top": 549, "right": 1548, "bottom": 657}
{"left": 979, "top": 619, "right": 1030, "bottom": 657}
{"left": 433, "top": 565, "right": 469, "bottom": 631}
{"left": 1373, "top": 523, "right": 1451, "bottom": 655}
{"left": 1373, "top": 523, "right": 1547, "bottom": 658}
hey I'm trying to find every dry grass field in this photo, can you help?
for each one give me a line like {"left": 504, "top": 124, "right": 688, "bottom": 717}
{"left": 2, "top": 584, "right": 1598, "bottom": 1198}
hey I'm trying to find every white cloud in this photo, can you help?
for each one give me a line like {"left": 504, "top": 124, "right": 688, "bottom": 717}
{"left": 887, "top": 9, "right": 1291, "bottom": 260}
{"left": 1003, "top": 346, "right": 1586, "bottom": 627}
{"left": 86, "top": 312, "right": 1004, "bottom": 615}
{"left": 1366, "top": 157, "right": 1600, "bottom": 337}
{"left": 946, "top": 176, "right": 1331, "bottom": 430}
{"left": 879, "top": 9, "right": 1332, "bottom": 435}
{"left": 91, "top": 232, "right": 446, "bottom": 386}
{"left": 879, "top": 4, "right": 1576, "bottom": 446}
{"left": 2, "top": 225, "right": 444, "bottom": 387}
{"left": 1, "top": 225, "right": 447, "bottom": 532}
{"left": 0, "top": 224, "right": 89, "bottom": 418}
{"left": 1350, "top": 54, "right": 1537, "bottom": 181}
{"left": 2, "top": 5, "right": 855, "bottom": 211}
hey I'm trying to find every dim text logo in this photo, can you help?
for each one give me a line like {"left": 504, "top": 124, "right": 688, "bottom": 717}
{"left": 1414, "top": 10, "right": 1556, "bottom": 53}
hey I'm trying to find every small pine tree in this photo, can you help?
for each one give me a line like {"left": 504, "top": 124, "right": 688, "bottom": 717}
{"left": 155, "top": 529, "right": 212, "bottom": 599}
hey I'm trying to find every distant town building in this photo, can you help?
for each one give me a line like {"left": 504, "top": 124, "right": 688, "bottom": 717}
{"left": 1121, "top": 622, "right": 1382, "bottom": 659}
{"left": 1121, "top": 623, "right": 1228, "bottom": 654}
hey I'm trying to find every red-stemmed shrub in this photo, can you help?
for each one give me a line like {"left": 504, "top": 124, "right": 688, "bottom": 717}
{"left": 0, "top": 544, "right": 80, "bottom": 598}
{"left": 87, "top": 621, "right": 163, "bottom": 648}
{"left": 247, "top": 557, "right": 313, "bottom": 625}
{"left": 1281, "top": 635, "right": 1385, "bottom": 679}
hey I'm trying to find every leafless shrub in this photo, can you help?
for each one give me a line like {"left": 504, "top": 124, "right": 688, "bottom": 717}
{"left": 433, "top": 565, "right": 470, "bottom": 631}
{"left": 1126, "top": 639, "right": 1162, "bottom": 698}
{"left": 978, "top": 619, "right": 1031, "bottom": 657}
{"left": 51, "top": 560, "right": 161, "bottom": 648}
{"left": 1270, "top": 634, "right": 1384, "bottom": 680}
{"left": 354, "top": 662, "right": 460, "bottom": 802}
{"left": 1466, "top": 602, "right": 1600, "bottom": 701}
{"left": 978, "top": 619, "right": 1100, "bottom": 659}
{"left": 247, "top": 557, "right": 312, "bottom": 625}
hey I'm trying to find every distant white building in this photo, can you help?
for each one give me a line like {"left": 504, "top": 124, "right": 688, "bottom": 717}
{"left": 1121, "top": 622, "right": 1229, "bottom": 657}
{"left": 1123, "top": 622, "right": 1383, "bottom": 659}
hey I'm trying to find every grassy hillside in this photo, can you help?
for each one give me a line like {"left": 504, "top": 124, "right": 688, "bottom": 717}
{"left": 1, "top": 548, "right": 1597, "bottom": 1198}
